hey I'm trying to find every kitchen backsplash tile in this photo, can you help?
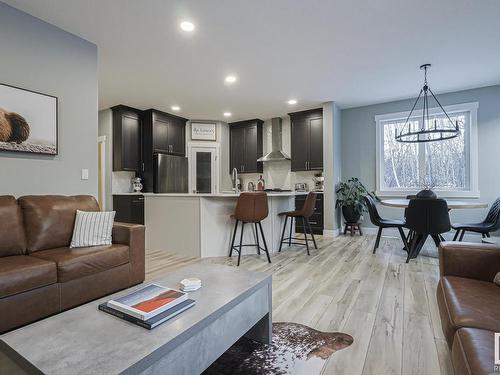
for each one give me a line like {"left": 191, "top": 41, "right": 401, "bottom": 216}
{"left": 112, "top": 171, "right": 136, "bottom": 193}
{"left": 238, "top": 163, "right": 320, "bottom": 192}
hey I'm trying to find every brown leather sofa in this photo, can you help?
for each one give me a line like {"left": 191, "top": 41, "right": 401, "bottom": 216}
{"left": 437, "top": 242, "right": 500, "bottom": 375}
{"left": 0, "top": 195, "right": 145, "bottom": 333}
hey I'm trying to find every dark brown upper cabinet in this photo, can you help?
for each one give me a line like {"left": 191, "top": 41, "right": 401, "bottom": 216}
{"left": 141, "top": 109, "right": 188, "bottom": 192}
{"left": 142, "top": 109, "right": 187, "bottom": 156}
{"left": 229, "top": 119, "right": 263, "bottom": 174}
{"left": 289, "top": 108, "right": 323, "bottom": 171}
{"left": 112, "top": 105, "right": 142, "bottom": 172}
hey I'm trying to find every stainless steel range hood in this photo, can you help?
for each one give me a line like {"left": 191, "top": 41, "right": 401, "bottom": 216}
{"left": 257, "top": 117, "right": 290, "bottom": 162}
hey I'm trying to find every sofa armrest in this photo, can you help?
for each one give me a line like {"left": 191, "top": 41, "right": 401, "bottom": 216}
{"left": 439, "top": 241, "right": 500, "bottom": 282}
{"left": 112, "top": 222, "right": 145, "bottom": 285}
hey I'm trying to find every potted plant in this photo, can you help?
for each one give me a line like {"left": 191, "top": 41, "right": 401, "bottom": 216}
{"left": 335, "top": 177, "right": 377, "bottom": 223}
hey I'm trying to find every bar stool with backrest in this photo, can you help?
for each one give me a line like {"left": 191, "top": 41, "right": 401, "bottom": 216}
{"left": 405, "top": 198, "right": 451, "bottom": 263}
{"left": 278, "top": 192, "right": 318, "bottom": 255}
{"left": 229, "top": 192, "right": 271, "bottom": 266}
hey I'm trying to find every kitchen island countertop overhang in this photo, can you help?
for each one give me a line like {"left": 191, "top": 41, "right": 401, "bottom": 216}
{"left": 144, "top": 192, "right": 316, "bottom": 258}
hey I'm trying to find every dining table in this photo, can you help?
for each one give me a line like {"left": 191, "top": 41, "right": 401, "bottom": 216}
{"left": 380, "top": 199, "right": 487, "bottom": 210}
{"left": 379, "top": 198, "right": 488, "bottom": 259}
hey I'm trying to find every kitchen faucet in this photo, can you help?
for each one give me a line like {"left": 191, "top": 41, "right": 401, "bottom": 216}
{"left": 232, "top": 167, "right": 239, "bottom": 192}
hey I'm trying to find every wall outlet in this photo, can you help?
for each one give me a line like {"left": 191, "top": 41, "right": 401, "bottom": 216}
{"left": 81, "top": 168, "right": 89, "bottom": 180}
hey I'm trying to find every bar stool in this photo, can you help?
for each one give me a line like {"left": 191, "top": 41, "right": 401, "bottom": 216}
{"left": 278, "top": 192, "right": 318, "bottom": 255}
{"left": 229, "top": 192, "right": 271, "bottom": 266}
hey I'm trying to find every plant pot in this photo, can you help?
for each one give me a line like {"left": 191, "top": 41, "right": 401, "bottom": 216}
{"left": 342, "top": 205, "right": 361, "bottom": 224}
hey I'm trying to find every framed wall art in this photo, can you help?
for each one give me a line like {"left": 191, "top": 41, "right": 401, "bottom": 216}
{"left": 0, "top": 83, "right": 58, "bottom": 155}
{"left": 191, "top": 122, "right": 216, "bottom": 141}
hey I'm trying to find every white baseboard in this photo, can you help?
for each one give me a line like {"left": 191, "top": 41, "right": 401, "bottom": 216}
{"left": 323, "top": 229, "right": 340, "bottom": 238}
{"left": 357, "top": 226, "right": 497, "bottom": 242}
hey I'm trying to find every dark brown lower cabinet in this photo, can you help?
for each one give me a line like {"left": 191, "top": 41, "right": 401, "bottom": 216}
{"left": 113, "top": 195, "right": 144, "bottom": 225}
{"left": 295, "top": 193, "right": 323, "bottom": 235}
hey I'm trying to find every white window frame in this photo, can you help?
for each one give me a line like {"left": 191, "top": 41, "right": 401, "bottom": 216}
{"left": 375, "top": 101, "right": 479, "bottom": 198}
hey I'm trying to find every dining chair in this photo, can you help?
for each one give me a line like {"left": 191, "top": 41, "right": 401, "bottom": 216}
{"left": 452, "top": 197, "right": 500, "bottom": 241}
{"left": 405, "top": 198, "right": 450, "bottom": 263}
{"left": 404, "top": 195, "right": 418, "bottom": 247}
{"left": 363, "top": 195, "right": 408, "bottom": 254}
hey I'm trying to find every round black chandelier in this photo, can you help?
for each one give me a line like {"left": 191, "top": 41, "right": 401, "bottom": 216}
{"left": 396, "top": 64, "right": 460, "bottom": 143}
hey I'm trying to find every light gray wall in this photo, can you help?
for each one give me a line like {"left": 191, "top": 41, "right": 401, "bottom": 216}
{"left": 333, "top": 102, "right": 342, "bottom": 230}
{"left": 0, "top": 2, "right": 98, "bottom": 197}
{"left": 98, "top": 109, "right": 113, "bottom": 210}
{"left": 341, "top": 84, "right": 500, "bottom": 229}
{"left": 323, "top": 102, "right": 342, "bottom": 233}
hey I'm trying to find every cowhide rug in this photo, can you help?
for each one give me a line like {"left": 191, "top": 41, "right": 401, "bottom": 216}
{"left": 203, "top": 322, "right": 353, "bottom": 375}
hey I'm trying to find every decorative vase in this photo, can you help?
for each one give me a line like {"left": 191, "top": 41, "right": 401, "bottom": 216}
{"left": 416, "top": 189, "right": 437, "bottom": 199}
{"left": 342, "top": 205, "right": 361, "bottom": 224}
{"left": 132, "top": 178, "right": 143, "bottom": 193}
{"left": 257, "top": 175, "right": 265, "bottom": 191}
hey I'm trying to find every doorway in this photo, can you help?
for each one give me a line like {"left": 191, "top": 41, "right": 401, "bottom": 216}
{"left": 188, "top": 144, "right": 219, "bottom": 194}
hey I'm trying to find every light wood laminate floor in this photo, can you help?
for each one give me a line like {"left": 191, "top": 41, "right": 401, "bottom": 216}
{"left": 145, "top": 234, "right": 453, "bottom": 375}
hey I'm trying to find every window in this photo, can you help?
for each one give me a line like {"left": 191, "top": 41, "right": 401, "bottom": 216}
{"left": 375, "top": 102, "right": 478, "bottom": 197}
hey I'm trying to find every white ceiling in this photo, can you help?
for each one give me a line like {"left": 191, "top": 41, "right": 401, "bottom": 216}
{"left": 4, "top": 0, "right": 500, "bottom": 121}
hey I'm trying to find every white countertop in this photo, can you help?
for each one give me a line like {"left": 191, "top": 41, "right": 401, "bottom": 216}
{"left": 143, "top": 191, "right": 322, "bottom": 198}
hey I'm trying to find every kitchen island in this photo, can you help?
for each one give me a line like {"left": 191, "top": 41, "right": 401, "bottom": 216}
{"left": 144, "top": 192, "right": 306, "bottom": 258}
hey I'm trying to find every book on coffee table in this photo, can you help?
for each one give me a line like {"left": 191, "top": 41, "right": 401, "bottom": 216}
{"left": 99, "top": 299, "right": 195, "bottom": 329}
{"left": 107, "top": 283, "right": 187, "bottom": 321}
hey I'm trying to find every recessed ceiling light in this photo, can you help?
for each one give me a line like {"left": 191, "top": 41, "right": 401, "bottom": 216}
{"left": 171, "top": 105, "right": 180, "bottom": 111}
{"left": 287, "top": 99, "right": 297, "bottom": 105}
{"left": 180, "top": 21, "right": 195, "bottom": 32}
{"left": 223, "top": 112, "right": 232, "bottom": 117}
{"left": 225, "top": 75, "right": 237, "bottom": 84}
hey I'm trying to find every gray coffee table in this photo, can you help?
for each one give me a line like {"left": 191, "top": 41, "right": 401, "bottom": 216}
{"left": 0, "top": 264, "right": 272, "bottom": 375}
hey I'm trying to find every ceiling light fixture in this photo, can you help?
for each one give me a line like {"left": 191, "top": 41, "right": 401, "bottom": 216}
{"left": 396, "top": 64, "right": 460, "bottom": 143}
{"left": 180, "top": 21, "right": 195, "bottom": 32}
{"left": 225, "top": 75, "right": 237, "bottom": 84}
{"left": 171, "top": 105, "right": 180, "bottom": 111}
{"left": 223, "top": 112, "right": 232, "bottom": 117}
{"left": 287, "top": 99, "right": 297, "bottom": 105}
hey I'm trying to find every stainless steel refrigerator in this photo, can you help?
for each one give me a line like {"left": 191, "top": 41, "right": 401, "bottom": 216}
{"left": 153, "top": 153, "right": 188, "bottom": 193}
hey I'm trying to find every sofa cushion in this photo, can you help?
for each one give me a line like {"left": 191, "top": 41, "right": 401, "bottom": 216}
{"left": 18, "top": 195, "right": 100, "bottom": 253}
{"left": 438, "top": 276, "right": 500, "bottom": 346}
{"left": 0, "top": 196, "right": 26, "bottom": 257}
{"left": 0, "top": 255, "right": 57, "bottom": 298}
{"left": 31, "top": 244, "right": 130, "bottom": 283}
{"left": 70, "top": 210, "right": 115, "bottom": 248}
{"left": 495, "top": 272, "right": 500, "bottom": 286}
{"left": 451, "top": 328, "right": 496, "bottom": 375}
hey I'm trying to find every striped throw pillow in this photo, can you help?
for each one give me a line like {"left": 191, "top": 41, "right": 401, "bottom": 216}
{"left": 70, "top": 210, "right": 115, "bottom": 248}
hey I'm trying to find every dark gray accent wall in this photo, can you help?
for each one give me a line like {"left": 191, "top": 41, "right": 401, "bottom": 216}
{"left": 341, "top": 84, "right": 500, "bottom": 229}
{"left": 0, "top": 2, "right": 98, "bottom": 196}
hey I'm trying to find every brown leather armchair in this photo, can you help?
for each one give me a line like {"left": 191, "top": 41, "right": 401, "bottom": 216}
{"left": 0, "top": 195, "right": 145, "bottom": 333}
{"left": 437, "top": 242, "right": 500, "bottom": 375}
